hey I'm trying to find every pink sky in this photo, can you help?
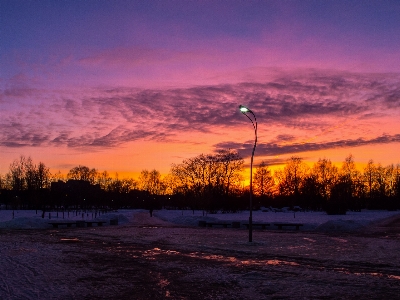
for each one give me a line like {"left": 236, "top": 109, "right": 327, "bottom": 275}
{"left": 1, "top": 1, "right": 400, "bottom": 179}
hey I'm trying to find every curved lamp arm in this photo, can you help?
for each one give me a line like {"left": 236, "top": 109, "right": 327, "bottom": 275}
{"left": 239, "top": 105, "right": 257, "bottom": 152}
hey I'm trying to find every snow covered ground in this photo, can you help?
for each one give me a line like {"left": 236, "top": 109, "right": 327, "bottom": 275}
{"left": 154, "top": 209, "right": 400, "bottom": 232}
{"left": 1, "top": 208, "right": 400, "bottom": 232}
{"left": 1, "top": 209, "right": 400, "bottom": 299}
{"left": 0, "top": 209, "right": 134, "bottom": 229}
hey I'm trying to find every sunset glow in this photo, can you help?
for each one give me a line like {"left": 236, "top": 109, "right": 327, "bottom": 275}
{"left": 1, "top": 1, "right": 400, "bottom": 180}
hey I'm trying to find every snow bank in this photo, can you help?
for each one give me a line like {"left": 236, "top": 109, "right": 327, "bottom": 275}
{"left": 0, "top": 216, "right": 50, "bottom": 229}
{"left": 0, "top": 209, "right": 136, "bottom": 229}
{"left": 315, "top": 219, "right": 370, "bottom": 232}
{"left": 154, "top": 209, "right": 400, "bottom": 232}
{"left": 101, "top": 213, "right": 131, "bottom": 225}
{"left": 0, "top": 209, "right": 399, "bottom": 232}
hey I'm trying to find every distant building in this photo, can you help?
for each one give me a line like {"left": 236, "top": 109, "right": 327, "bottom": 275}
{"left": 51, "top": 180, "right": 102, "bottom": 208}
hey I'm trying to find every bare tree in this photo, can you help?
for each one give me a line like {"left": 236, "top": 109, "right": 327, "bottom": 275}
{"left": 386, "top": 164, "right": 399, "bottom": 198}
{"left": 4, "top": 156, "right": 51, "bottom": 210}
{"left": 7, "top": 156, "right": 27, "bottom": 191}
{"left": 51, "top": 170, "right": 65, "bottom": 183}
{"left": 0, "top": 173, "right": 4, "bottom": 189}
{"left": 108, "top": 172, "right": 137, "bottom": 193}
{"left": 363, "top": 160, "right": 376, "bottom": 200}
{"left": 138, "top": 169, "right": 163, "bottom": 195}
{"left": 170, "top": 150, "right": 244, "bottom": 211}
{"left": 162, "top": 174, "right": 177, "bottom": 196}
{"left": 67, "top": 165, "right": 98, "bottom": 184}
{"left": 341, "top": 154, "right": 360, "bottom": 183}
{"left": 341, "top": 154, "right": 364, "bottom": 198}
{"left": 170, "top": 154, "right": 216, "bottom": 203}
{"left": 97, "top": 171, "right": 113, "bottom": 191}
{"left": 36, "top": 162, "right": 51, "bottom": 189}
{"left": 6, "top": 156, "right": 50, "bottom": 191}
{"left": 311, "top": 158, "right": 339, "bottom": 201}
{"left": 376, "top": 164, "right": 389, "bottom": 198}
{"left": 214, "top": 149, "right": 244, "bottom": 197}
{"left": 253, "top": 161, "right": 274, "bottom": 197}
{"left": 276, "top": 156, "right": 308, "bottom": 198}
{"left": 395, "top": 164, "right": 400, "bottom": 202}
{"left": 120, "top": 178, "right": 137, "bottom": 193}
{"left": 25, "top": 157, "right": 36, "bottom": 191}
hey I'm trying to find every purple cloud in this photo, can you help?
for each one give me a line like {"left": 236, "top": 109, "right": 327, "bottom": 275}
{"left": 215, "top": 134, "right": 400, "bottom": 160}
{"left": 0, "top": 70, "right": 399, "bottom": 151}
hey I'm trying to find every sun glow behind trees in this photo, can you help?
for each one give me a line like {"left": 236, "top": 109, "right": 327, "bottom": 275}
{"left": 0, "top": 152, "right": 399, "bottom": 212}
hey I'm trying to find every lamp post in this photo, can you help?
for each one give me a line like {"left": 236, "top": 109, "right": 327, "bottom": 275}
{"left": 239, "top": 105, "right": 257, "bottom": 242}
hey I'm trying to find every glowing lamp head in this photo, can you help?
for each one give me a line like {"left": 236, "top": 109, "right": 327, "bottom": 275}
{"left": 239, "top": 105, "right": 250, "bottom": 113}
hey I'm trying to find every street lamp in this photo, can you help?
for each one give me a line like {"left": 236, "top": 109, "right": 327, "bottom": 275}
{"left": 239, "top": 104, "right": 257, "bottom": 242}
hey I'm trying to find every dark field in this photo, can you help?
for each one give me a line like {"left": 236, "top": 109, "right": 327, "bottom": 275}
{"left": 1, "top": 213, "right": 400, "bottom": 299}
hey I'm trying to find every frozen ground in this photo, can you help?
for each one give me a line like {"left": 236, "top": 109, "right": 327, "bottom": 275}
{"left": 0, "top": 209, "right": 400, "bottom": 299}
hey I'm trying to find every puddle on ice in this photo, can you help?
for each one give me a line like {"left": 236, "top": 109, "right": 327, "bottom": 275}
{"left": 333, "top": 268, "right": 400, "bottom": 280}
{"left": 137, "top": 247, "right": 400, "bottom": 281}
{"left": 139, "top": 226, "right": 160, "bottom": 229}
{"left": 141, "top": 247, "right": 300, "bottom": 267}
{"left": 60, "top": 238, "right": 80, "bottom": 242}
{"left": 264, "top": 259, "right": 300, "bottom": 266}
{"left": 303, "top": 237, "right": 316, "bottom": 243}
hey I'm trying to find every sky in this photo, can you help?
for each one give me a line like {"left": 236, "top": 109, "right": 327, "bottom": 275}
{"left": 1, "top": 0, "right": 400, "bottom": 180}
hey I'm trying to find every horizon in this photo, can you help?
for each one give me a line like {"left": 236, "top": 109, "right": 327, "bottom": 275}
{"left": 1, "top": 152, "right": 398, "bottom": 187}
{"left": 1, "top": 1, "right": 400, "bottom": 181}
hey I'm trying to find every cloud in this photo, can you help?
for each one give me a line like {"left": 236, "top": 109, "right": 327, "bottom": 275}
{"left": 0, "top": 122, "right": 51, "bottom": 147}
{"left": 256, "top": 157, "right": 288, "bottom": 167}
{"left": 0, "top": 69, "right": 399, "bottom": 150}
{"left": 274, "top": 134, "right": 296, "bottom": 142}
{"left": 0, "top": 73, "right": 42, "bottom": 99}
{"left": 89, "top": 126, "right": 169, "bottom": 148}
{"left": 214, "top": 134, "right": 400, "bottom": 159}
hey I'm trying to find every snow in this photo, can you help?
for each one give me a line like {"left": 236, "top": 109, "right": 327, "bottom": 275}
{"left": 1, "top": 208, "right": 400, "bottom": 232}
{"left": 1, "top": 208, "right": 400, "bottom": 299}
{"left": 0, "top": 209, "right": 135, "bottom": 229}
{"left": 153, "top": 209, "right": 400, "bottom": 232}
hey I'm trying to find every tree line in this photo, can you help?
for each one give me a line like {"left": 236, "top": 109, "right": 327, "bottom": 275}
{"left": 0, "top": 151, "right": 399, "bottom": 213}
{"left": 259, "top": 155, "right": 400, "bottom": 213}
